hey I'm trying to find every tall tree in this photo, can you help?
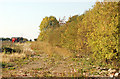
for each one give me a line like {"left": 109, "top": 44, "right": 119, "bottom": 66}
{"left": 39, "top": 16, "right": 59, "bottom": 32}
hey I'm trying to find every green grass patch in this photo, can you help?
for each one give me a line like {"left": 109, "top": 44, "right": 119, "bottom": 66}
{"left": 2, "top": 62, "right": 14, "bottom": 68}
{"left": 32, "top": 68, "right": 43, "bottom": 71}
{"left": 8, "top": 67, "right": 16, "bottom": 70}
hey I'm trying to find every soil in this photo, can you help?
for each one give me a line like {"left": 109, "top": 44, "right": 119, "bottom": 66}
{"left": 2, "top": 43, "right": 118, "bottom": 77}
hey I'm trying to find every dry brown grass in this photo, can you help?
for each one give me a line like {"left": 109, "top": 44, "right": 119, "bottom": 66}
{"left": 31, "top": 41, "right": 73, "bottom": 58}
{"left": 1, "top": 41, "right": 29, "bottom": 63}
{"left": 0, "top": 53, "right": 26, "bottom": 63}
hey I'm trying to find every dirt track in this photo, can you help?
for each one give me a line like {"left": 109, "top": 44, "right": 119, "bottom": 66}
{"left": 2, "top": 43, "right": 116, "bottom": 77}
{"left": 2, "top": 43, "right": 77, "bottom": 77}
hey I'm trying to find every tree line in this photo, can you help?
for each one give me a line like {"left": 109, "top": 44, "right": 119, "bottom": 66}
{"left": 37, "top": 1, "right": 120, "bottom": 64}
{"left": 0, "top": 37, "right": 28, "bottom": 42}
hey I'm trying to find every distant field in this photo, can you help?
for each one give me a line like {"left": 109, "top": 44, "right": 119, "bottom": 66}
{"left": 2, "top": 41, "right": 23, "bottom": 54}
{"left": 1, "top": 41, "right": 26, "bottom": 63}
{"left": 1, "top": 41, "right": 120, "bottom": 77}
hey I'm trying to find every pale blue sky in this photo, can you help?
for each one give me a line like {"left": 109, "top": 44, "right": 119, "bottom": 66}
{"left": 0, "top": 0, "right": 96, "bottom": 40}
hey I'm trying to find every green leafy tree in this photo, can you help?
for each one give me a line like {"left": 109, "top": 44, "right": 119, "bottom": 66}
{"left": 66, "top": 15, "right": 78, "bottom": 23}
{"left": 85, "top": 1, "right": 120, "bottom": 62}
{"left": 39, "top": 16, "right": 59, "bottom": 32}
{"left": 38, "top": 16, "right": 59, "bottom": 41}
{"left": 37, "top": 1, "right": 120, "bottom": 65}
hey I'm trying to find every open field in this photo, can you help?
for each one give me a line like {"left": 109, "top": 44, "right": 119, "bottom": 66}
{"left": 1, "top": 0, "right": 120, "bottom": 78}
{"left": 1, "top": 41, "right": 120, "bottom": 78}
